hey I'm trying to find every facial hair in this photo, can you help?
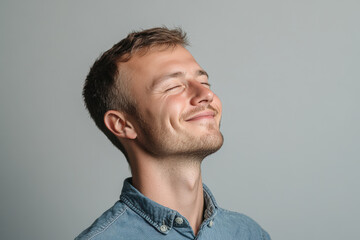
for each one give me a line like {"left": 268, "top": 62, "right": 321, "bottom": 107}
{"left": 133, "top": 106, "right": 224, "bottom": 161}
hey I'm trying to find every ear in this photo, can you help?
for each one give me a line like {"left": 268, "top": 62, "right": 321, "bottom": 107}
{"left": 104, "top": 110, "right": 137, "bottom": 140}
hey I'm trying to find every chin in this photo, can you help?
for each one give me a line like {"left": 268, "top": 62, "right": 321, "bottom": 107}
{"left": 190, "top": 132, "right": 224, "bottom": 159}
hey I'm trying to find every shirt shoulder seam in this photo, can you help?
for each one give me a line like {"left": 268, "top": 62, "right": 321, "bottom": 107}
{"left": 86, "top": 205, "right": 128, "bottom": 240}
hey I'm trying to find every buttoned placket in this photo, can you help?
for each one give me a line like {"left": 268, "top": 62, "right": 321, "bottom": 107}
{"left": 120, "top": 179, "right": 219, "bottom": 238}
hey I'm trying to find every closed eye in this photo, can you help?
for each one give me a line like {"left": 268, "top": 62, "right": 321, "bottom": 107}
{"left": 201, "top": 82, "right": 211, "bottom": 88}
{"left": 165, "top": 85, "right": 183, "bottom": 92}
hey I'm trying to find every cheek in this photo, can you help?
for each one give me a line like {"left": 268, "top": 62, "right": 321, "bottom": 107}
{"left": 213, "top": 95, "right": 222, "bottom": 113}
{"left": 161, "top": 96, "right": 187, "bottom": 127}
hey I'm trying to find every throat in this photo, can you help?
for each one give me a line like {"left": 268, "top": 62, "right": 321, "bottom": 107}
{"left": 131, "top": 157, "right": 205, "bottom": 235}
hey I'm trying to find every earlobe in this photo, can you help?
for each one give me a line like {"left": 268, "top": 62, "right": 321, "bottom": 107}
{"left": 104, "top": 110, "right": 137, "bottom": 140}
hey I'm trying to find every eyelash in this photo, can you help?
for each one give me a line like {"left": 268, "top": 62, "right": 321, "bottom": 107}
{"left": 201, "top": 82, "right": 211, "bottom": 88}
{"left": 165, "top": 82, "right": 211, "bottom": 92}
{"left": 166, "top": 85, "right": 183, "bottom": 92}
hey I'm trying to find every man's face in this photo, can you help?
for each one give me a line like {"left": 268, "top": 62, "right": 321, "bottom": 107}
{"left": 120, "top": 45, "right": 223, "bottom": 159}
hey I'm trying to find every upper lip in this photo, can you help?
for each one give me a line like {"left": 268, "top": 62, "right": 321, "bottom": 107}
{"left": 185, "top": 111, "right": 216, "bottom": 121}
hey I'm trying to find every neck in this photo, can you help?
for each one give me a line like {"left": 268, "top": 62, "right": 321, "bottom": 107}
{"left": 130, "top": 155, "right": 204, "bottom": 235}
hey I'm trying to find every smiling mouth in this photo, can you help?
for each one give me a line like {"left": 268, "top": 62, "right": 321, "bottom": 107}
{"left": 185, "top": 111, "right": 216, "bottom": 121}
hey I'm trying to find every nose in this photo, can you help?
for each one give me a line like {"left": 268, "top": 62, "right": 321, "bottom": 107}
{"left": 189, "top": 81, "right": 214, "bottom": 106}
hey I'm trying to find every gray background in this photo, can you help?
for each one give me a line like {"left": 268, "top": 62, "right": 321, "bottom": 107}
{"left": 1, "top": 0, "right": 359, "bottom": 239}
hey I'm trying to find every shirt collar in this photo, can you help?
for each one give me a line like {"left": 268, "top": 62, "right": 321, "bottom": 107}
{"left": 119, "top": 178, "right": 218, "bottom": 234}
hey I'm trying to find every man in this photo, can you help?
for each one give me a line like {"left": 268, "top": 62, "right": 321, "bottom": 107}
{"left": 76, "top": 27, "right": 270, "bottom": 240}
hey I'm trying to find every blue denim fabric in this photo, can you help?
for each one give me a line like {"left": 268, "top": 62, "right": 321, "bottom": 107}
{"left": 75, "top": 178, "right": 270, "bottom": 240}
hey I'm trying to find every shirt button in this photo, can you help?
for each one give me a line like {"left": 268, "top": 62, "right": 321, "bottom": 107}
{"left": 175, "top": 217, "right": 184, "bottom": 225}
{"left": 208, "top": 220, "right": 214, "bottom": 227}
{"left": 160, "top": 225, "right": 168, "bottom": 232}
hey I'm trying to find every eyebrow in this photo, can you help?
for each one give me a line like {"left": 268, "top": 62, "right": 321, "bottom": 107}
{"left": 197, "top": 69, "right": 209, "bottom": 78}
{"left": 151, "top": 69, "right": 209, "bottom": 89}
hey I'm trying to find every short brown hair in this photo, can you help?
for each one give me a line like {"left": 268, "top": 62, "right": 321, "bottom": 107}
{"left": 83, "top": 27, "right": 188, "bottom": 159}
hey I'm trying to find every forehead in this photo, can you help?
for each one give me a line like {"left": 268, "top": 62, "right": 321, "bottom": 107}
{"left": 118, "top": 45, "right": 202, "bottom": 86}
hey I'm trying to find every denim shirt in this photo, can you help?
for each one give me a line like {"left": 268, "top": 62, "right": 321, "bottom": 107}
{"left": 75, "top": 178, "right": 270, "bottom": 240}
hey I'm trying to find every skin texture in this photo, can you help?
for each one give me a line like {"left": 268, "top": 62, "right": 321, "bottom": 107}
{"left": 104, "top": 45, "right": 223, "bottom": 235}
